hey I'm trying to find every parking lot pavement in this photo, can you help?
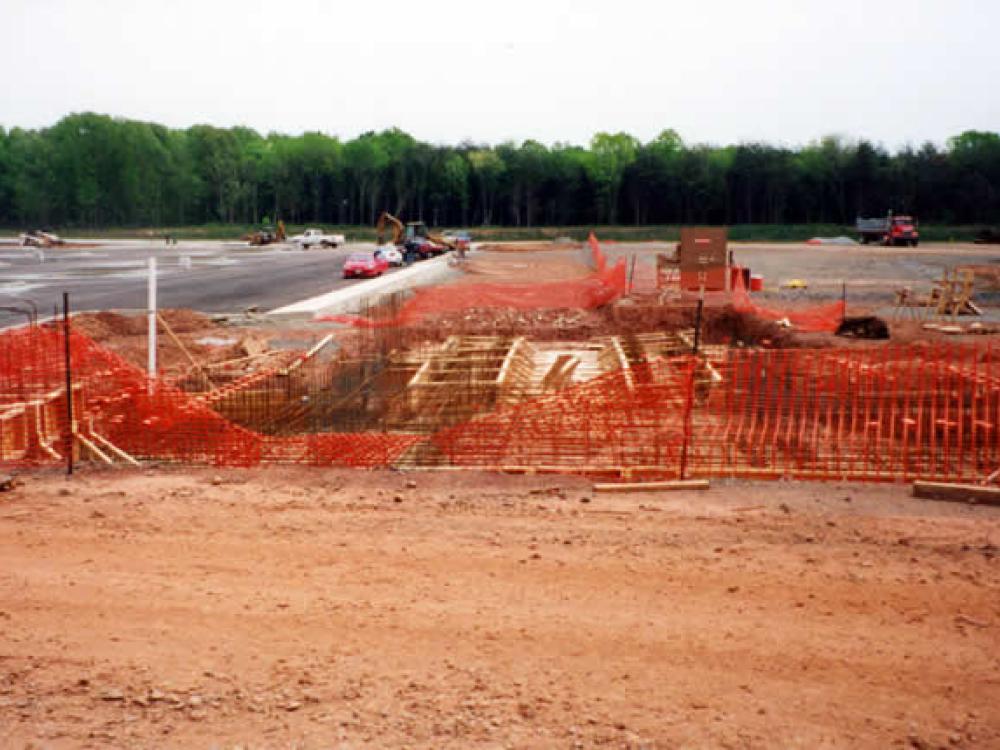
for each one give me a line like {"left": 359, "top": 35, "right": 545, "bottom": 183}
{"left": 0, "top": 240, "right": 402, "bottom": 327}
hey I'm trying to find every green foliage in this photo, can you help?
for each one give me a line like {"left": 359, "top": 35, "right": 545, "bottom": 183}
{"left": 0, "top": 115, "right": 997, "bottom": 229}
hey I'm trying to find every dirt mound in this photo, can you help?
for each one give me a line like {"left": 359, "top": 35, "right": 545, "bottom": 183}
{"left": 159, "top": 308, "right": 214, "bottom": 333}
{"left": 73, "top": 309, "right": 214, "bottom": 342}
{"left": 394, "top": 303, "right": 811, "bottom": 347}
{"left": 410, "top": 307, "right": 611, "bottom": 341}
{"left": 72, "top": 310, "right": 148, "bottom": 340}
{"left": 69, "top": 309, "right": 272, "bottom": 378}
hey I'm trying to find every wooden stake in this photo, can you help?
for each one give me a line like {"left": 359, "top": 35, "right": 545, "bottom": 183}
{"left": 156, "top": 312, "right": 217, "bottom": 389}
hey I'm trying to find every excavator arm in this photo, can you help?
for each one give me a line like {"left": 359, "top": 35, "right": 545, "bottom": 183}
{"left": 375, "top": 211, "right": 405, "bottom": 245}
{"left": 426, "top": 231, "right": 457, "bottom": 251}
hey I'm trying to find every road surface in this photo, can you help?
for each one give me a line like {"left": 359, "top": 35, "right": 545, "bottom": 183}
{"left": 0, "top": 240, "right": 395, "bottom": 327}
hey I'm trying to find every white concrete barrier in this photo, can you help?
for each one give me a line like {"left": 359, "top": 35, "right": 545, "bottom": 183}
{"left": 268, "top": 254, "right": 454, "bottom": 317}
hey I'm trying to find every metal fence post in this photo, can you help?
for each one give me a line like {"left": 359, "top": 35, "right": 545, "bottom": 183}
{"left": 679, "top": 357, "right": 696, "bottom": 480}
{"left": 63, "top": 292, "right": 73, "bottom": 476}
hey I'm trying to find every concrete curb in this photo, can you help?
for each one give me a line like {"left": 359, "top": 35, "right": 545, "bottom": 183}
{"left": 268, "top": 254, "right": 455, "bottom": 317}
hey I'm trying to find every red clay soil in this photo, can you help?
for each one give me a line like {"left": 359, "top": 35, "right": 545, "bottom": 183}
{"left": 459, "top": 252, "right": 592, "bottom": 283}
{"left": 1, "top": 468, "right": 997, "bottom": 748}
{"left": 477, "top": 242, "right": 584, "bottom": 253}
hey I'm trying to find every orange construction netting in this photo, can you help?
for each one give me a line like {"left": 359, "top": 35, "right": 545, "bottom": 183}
{"left": 0, "top": 324, "right": 996, "bottom": 482}
{"left": 431, "top": 343, "right": 1000, "bottom": 482}
{"left": 728, "top": 272, "right": 845, "bottom": 333}
{"left": 317, "top": 233, "right": 627, "bottom": 328}
{"left": 0, "top": 326, "right": 420, "bottom": 468}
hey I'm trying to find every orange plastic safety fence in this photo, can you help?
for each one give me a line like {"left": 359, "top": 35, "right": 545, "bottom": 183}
{"left": 728, "top": 272, "right": 845, "bottom": 333}
{"left": 432, "top": 343, "right": 999, "bottom": 483}
{"left": 318, "top": 233, "right": 627, "bottom": 328}
{"left": 0, "top": 325, "right": 420, "bottom": 469}
{"left": 3, "top": 324, "right": 996, "bottom": 484}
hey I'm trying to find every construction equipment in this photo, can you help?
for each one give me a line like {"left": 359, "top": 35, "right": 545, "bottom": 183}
{"left": 243, "top": 220, "right": 286, "bottom": 246}
{"left": 856, "top": 212, "right": 919, "bottom": 246}
{"left": 20, "top": 230, "right": 64, "bottom": 248}
{"left": 375, "top": 211, "right": 406, "bottom": 245}
{"left": 375, "top": 212, "right": 456, "bottom": 259}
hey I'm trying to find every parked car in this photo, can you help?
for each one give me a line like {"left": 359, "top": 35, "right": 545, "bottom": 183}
{"left": 377, "top": 244, "right": 404, "bottom": 266}
{"left": 342, "top": 251, "right": 389, "bottom": 278}
{"left": 290, "top": 228, "right": 346, "bottom": 248}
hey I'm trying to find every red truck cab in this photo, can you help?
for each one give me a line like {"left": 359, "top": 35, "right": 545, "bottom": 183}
{"left": 889, "top": 216, "right": 919, "bottom": 247}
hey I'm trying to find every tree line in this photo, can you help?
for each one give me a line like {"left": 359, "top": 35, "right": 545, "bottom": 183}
{"left": 0, "top": 112, "right": 997, "bottom": 229}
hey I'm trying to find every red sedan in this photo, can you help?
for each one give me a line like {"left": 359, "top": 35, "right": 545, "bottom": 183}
{"left": 342, "top": 251, "right": 389, "bottom": 279}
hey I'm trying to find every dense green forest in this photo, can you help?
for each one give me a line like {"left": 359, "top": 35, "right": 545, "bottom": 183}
{"left": 0, "top": 113, "right": 998, "bottom": 229}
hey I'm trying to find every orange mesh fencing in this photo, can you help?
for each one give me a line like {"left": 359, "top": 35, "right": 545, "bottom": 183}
{"left": 431, "top": 343, "right": 999, "bottom": 482}
{"left": 318, "top": 233, "right": 626, "bottom": 328}
{"left": 660, "top": 272, "right": 845, "bottom": 333}
{"left": 0, "top": 325, "right": 420, "bottom": 469}
{"left": 1, "top": 292, "right": 996, "bottom": 483}
{"left": 728, "top": 272, "right": 845, "bottom": 333}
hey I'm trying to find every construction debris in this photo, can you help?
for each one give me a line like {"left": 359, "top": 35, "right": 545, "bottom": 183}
{"left": 912, "top": 481, "right": 1000, "bottom": 506}
{"left": 894, "top": 268, "right": 983, "bottom": 319}
{"left": 835, "top": 315, "right": 890, "bottom": 339}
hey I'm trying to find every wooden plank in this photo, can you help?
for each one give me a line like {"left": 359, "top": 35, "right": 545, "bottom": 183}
{"left": 157, "top": 312, "right": 217, "bottom": 388}
{"left": 593, "top": 480, "right": 710, "bottom": 493}
{"left": 912, "top": 481, "right": 1000, "bottom": 506}
{"left": 90, "top": 430, "right": 141, "bottom": 466}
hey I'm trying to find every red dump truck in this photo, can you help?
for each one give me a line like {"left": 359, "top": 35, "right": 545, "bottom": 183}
{"left": 856, "top": 213, "right": 919, "bottom": 247}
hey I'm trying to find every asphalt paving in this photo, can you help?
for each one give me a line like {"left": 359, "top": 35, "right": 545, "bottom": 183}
{"left": 0, "top": 240, "right": 391, "bottom": 327}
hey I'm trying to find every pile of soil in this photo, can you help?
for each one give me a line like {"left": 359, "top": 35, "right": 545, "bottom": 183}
{"left": 396, "top": 303, "right": 809, "bottom": 348}
{"left": 410, "top": 307, "right": 611, "bottom": 341}
{"left": 70, "top": 309, "right": 273, "bottom": 378}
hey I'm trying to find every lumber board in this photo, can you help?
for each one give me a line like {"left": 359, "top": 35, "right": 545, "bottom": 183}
{"left": 593, "top": 479, "right": 710, "bottom": 493}
{"left": 912, "top": 481, "right": 1000, "bottom": 506}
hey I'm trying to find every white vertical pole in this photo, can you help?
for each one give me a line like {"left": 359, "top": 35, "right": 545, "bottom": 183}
{"left": 147, "top": 256, "right": 157, "bottom": 384}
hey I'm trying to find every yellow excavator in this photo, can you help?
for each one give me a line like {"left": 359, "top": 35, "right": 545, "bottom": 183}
{"left": 375, "top": 211, "right": 457, "bottom": 255}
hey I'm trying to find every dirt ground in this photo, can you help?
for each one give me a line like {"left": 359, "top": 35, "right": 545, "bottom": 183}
{"left": 71, "top": 310, "right": 329, "bottom": 381}
{"left": 1, "top": 469, "right": 998, "bottom": 749}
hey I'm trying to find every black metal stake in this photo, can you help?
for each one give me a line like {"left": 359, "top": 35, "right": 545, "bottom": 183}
{"left": 63, "top": 292, "right": 73, "bottom": 476}
{"left": 842, "top": 281, "right": 847, "bottom": 322}
{"left": 679, "top": 360, "right": 695, "bottom": 480}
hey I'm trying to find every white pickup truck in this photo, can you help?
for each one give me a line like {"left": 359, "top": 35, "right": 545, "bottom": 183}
{"left": 289, "top": 228, "right": 346, "bottom": 248}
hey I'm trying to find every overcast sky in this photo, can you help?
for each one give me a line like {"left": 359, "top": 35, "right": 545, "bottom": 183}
{"left": 2, "top": 0, "right": 997, "bottom": 149}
